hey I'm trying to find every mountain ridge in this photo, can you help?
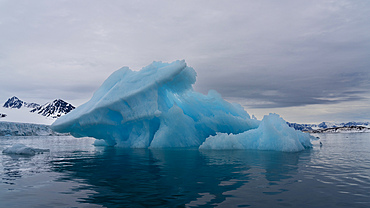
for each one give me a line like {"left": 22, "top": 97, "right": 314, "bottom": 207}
{"left": 287, "top": 121, "right": 370, "bottom": 133}
{"left": 30, "top": 99, "right": 75, "bottom": 118}
{"left": 309, "top": 126, "right": 370, "bottom": 133}
{"left": 1, "top": 96, "right": 75, "bottom": 124}
{"left": 3, "top": 96, "right": 40, "bottom": 109}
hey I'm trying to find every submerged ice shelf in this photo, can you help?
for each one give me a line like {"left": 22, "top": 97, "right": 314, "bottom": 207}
{"left": 51, "top": 60, "right": 314, "bottom": 152}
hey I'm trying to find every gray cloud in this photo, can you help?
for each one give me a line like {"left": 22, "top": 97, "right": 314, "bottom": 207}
{"left": 0, "top": 0, "right": 369, "bottom": 122}
{"left": 196, "top": 68, "right": 369, "bottom": 108}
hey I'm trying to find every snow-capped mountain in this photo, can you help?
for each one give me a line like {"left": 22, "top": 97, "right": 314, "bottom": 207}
{"left": 30, "top": 99, "right": 75, "bottom": 118}
{"left": 287, "top": 121, "right": 370, "bottom": 132}
{"left": 310, "top": 126, "right": 370, "bottom": 133}
{"left": 1, "top": 96, "right": 75, "bottom": 124}
{"left": 3, "top": 96, "right": 40, "bottom": 109}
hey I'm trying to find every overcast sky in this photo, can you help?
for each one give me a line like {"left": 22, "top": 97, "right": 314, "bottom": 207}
{"left": 1, "top": 0, "right": 369, "bottom": 123}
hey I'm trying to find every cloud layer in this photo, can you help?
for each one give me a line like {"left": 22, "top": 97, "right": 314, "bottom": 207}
{"left": 1, "top": 0, "right": 369, "bottom": 122}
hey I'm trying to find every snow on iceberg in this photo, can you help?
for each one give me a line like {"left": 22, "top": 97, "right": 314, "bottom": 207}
{"left": 51, "top": 60, "right": 313, "bottom": 151}
{"left": 2, "top": 144, "right": 49, "bottom": 155}
{"left": 200, "top": 113, "right": 313, "bottom": 152}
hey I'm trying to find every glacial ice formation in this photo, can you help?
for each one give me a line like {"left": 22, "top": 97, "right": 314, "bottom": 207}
{"left": 51, "top": 60, "right": 313, "bottom": 151}
{"left": 0, "top": 121, "right": 67, "bottom": 136}
{"left": 200, "top": 113, "right": 312, "bottom": 151}
{"left": 2, "top": 144, "right": 49, "bottom": 155}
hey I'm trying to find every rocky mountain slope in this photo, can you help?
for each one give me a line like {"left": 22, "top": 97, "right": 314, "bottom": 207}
{"left": 3, "top": 96, "right": 40, "bottom": 109}
{"left": 30, "top": 99, "right": 75, "bottom": 118}
{"left": 2, "top": 96, "right": 75, "bottom": 118}
{"left": 1, "top": 96, "right": 75, "bottom": 124}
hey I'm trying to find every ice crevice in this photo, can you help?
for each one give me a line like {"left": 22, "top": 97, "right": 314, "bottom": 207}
{"left": 51, "top": 60, "right": 314, "bottom": 152}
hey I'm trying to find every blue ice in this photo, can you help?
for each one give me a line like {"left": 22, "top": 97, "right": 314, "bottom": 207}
{"left": 51, "top": 60, "right": 313, "bottom": 151}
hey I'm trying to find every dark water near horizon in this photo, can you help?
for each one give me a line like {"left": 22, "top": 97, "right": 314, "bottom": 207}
{"left": 1, "top": 133, "right": 370, "bottom": 207}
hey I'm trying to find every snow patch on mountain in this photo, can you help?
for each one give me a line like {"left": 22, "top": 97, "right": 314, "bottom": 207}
{"left": 30, "top": 99, "right": 75, "bottom": 118}
{"left": 1, "top": 96, "right": 75, "bottom": 124}
{"left": 3, "top": 96, "right": 40, "bottom": 109}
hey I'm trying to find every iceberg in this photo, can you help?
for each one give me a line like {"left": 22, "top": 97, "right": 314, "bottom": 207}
{"left": 51, "top": 60, "right": 313, "bottom": 151}
{"left": 200, "top": 113, "right": 313, "bottom": 151}
{"left": 2, "top": 144, "right": 49, "bottom": 155}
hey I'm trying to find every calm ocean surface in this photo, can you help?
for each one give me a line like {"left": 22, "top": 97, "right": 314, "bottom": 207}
{"left": 1, "top": 133, "right": 369, "bottom": 208}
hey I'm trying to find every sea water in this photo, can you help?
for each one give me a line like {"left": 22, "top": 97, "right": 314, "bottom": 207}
{"left": 0, "top": 133, "right": 369, "bottom": 207}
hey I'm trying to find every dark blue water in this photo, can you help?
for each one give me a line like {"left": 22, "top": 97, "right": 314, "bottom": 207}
{"left": 1, "top": 133, "right": 370, "bottom": 207}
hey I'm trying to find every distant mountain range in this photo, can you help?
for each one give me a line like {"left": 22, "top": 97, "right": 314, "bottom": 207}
{"left": 309, "top": 126, "right": 370, "bottom": 133}
{"left": 287, "top": 121, "right": 370, "bottom": 133}
{"left": 3, "top": 96, "right": 40, "bottom": 109}
{"left": 30, "top": 99, "right": 75, "bottom": 118}
{"left": 1, "top": 96, "right": 75, "bottom": 119}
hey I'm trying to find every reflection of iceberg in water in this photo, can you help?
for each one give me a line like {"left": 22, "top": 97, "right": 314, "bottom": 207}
{"left": 52, "top": 60, "right": 313, "bottom": 151}
{"left": 50, "top": 147, "right": 310, "bottom": 207}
